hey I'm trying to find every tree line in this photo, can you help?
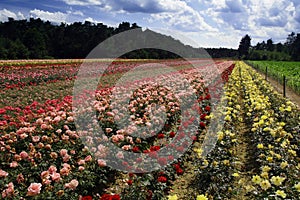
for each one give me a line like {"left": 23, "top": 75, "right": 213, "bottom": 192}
{"left": 0, "top": 17, "right": 239, "bottom": 59}
{"left": 238, "top": 33, "right": 300, "bottom": 61}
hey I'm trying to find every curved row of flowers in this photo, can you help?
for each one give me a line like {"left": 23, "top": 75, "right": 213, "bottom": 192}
{"left": 167, "top": 61, "right": 299, "bottom": 200}
{"left": 238, "top": 61, "right": 300, "bottom": 199}
{"left": 0, "top": 60, "right": 234, "bottom": 199}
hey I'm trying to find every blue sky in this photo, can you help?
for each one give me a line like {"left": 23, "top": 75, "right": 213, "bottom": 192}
{"left": 0, "top": 0, "right": 300, "bottom": 48}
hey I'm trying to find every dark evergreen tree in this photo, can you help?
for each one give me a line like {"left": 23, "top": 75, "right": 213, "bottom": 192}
{"left": 238, "top": 34, "right": 251, "bottom": 59}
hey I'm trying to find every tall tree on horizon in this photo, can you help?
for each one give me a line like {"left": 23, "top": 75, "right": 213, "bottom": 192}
{"left": 238, "top": 34, "right": 251, "bottom": 59}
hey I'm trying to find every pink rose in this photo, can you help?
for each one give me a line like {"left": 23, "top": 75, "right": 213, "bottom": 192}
{"left": 32, "top": 136, "right": 40, "bottom": 143}
{"left": 77, "top": 159, "right": 85, "bottom": 165}
{"left": 84, "top": 155, "right": 92, "bottom": 162}
{"left": 48, "top": 165, "right": 57, "bottom": 174}
{"left": 41, "top": 124, "right": 48, "bottom": 130}
{"left": 64, "top": 179, "right": 78, "bottom": 190}
{"left": 67, "top": 116, "right": 74, "bottom": 122}
{"left": 122, "top": 145, "right": 131, "bottom": 151}
{"left": 56, "top": 129, "right": 62, "bottom": 134}
{"left": 78, "top": 166, "right": 85, "bottom": 171}
{"left": 27, "top": 183, "right": 42, "bottom": 196}
{"left": 97, "top": 159, "right": 106, "bottom": 167}
{"left": 10, "top": 161, "right": 18, "bottom": 168}
{"left": 51, "top": 172, "right": 61, "bottom": 182}
{"left": 53, "top": 116, "right": 61, "bottom": 123}
{"left": 0, "top": 169, "right": 8, "bottom": 178}
{"left": 36, "top": 118, "right": 43, "bottom": 125}
{"left": 116, "top": 151, "right": 124, "bottom": 159}
{"left": 60, "top": 149, "right": 68, "bottom": 157}
{"left": 16, "top": 173, "right": 24, "bottom": 183}
{"left": 63, "top": 154, "right": 71, "bottom": 162}
{"left": 20, "top": 151, "right": 28, "bottom": 159}
{"left": 2, "top": 182, "right": 14, "bottom": 198}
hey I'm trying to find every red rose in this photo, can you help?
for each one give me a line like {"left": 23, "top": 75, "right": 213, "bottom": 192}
{"left": 157, "top": 176, "right": 167, "bottom": 183}
{"left": 82, "top": 196, "right": 93, "bottom": 200}
{"left": 169, "top": 131, "right": 176, "bottom": 138}
{"left": 176, "top": 168, "right": 184, "bottom": 175}
{"left": 157, "top": 133, "right": 164, "bottom": 139}
{"left": 205, "top": 94, "right": 211, "bottom": 100}
{"left": 111, "top": 194, "right": 121, "bottom": 200}
{"left": 132, "top": 146, "right": 140, "bottom": 153}
{"left": 205, "top": 105, "right": 211, "bottom": 112}
{"left": 200, "top": 114, "right": 207, "bottom": 120}
{"left": 200, "top": 122, "right": 206, "bottom": 128}
{"left": 173, "top": 163, "right": 180, "bottom": 170}
{"left": 127, "top": 179, "right": 133, "bottom": 185}
{"left": 150, "top": 146, "right": 160, "bottom": 151}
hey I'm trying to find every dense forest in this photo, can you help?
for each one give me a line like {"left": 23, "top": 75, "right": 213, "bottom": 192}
{"left": 238, "top": 33, "right": 300, "bottom": 61}
{"left": 0, "top": 18, "right": 299, "bottom": 60}
{"left": 0, "top": 17, "right": 238, "bottom": 59}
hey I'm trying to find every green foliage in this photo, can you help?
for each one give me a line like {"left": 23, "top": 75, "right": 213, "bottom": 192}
{"left": 238, "top": 34, "right": 251, "bottom": 59}
{"left": 247, "top": 60, "right": 300, "bottom": 94}
{"left": 248, "top": 50, "right": 291, "bottom": 61}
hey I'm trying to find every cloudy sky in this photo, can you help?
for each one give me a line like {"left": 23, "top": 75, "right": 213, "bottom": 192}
{"left": 0, "top": 0, "right": 299, "bottom": 48}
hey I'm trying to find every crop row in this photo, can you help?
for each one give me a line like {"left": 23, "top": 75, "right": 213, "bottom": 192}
{"left": 247, "top": 60, "right": 300, "bottom": 94}
{"left": 0, "top": 60, "right": 234, "bottom": 199}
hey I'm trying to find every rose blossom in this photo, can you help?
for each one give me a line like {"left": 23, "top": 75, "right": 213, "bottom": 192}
{"left": 63, "top": 154, "right": 71, "bottom": 162}
{"left": 60, "top": 149, "right": 68, "bottom": 157}
{"left": 64, "top": 179, "right": 78, "bottom": 190}
{"left": 60, "top": 167, "right": 70, "bottom": 176}
{"left": 84, "top": 155, "right": 92, "bottom": 162}
{"left": 78, "top": 166, "right": 85, "bottom": 171}
{"left": 32, "top": 136, "right": 40, "bottom": 143}
{"left": 77, "top": 159, "right": 85, "bottom": 165}
{"left": 20, "top": 151, "right": 28, "bottom": 159}
{"left": 10, "top": 161, "right": 18, "bottom": 168}
{"left": 41, "top": 124, "right": 48, "bottom": 130}
{"left": 0, "top": 169, "right": 8, "bottom": 178}
{"left": 2, "top": 182, "right": 14, "bottom": 198}
{"left": 27, "top": 183, "right": 42, "bottom": 196}
{"left": 116, "top": 151, "right": 124, "bottom": 159}
{"left": 122, "top": 145, "right": 131, "bottom": 151}
{"left": 51, "top": 172, "right": 61, "bottom": 182}
{"left": 97, "top": 159, "right": 106, "bottom": 167}
{"left": 48, "top": 165, "right": 57, "bottom": 174}
{"left": 16, "top": 173, "right": 24, "bottom": 183}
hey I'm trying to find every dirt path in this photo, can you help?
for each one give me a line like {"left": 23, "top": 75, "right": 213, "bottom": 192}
{"left": 252, "top": 68, "right": 300, "bottom": 108}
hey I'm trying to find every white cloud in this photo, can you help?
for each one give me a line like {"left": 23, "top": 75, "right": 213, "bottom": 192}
{"left": 150, "top": 0, "right": 216, "bottom": 32}
{"left": 63, "top": 0, "right": 103, "bottom": 6}
{"left": 29, "top": 9, "right": 68, "bottom": 23}
{"left": 0, "top": 9, "right": 25, "bottom": 21}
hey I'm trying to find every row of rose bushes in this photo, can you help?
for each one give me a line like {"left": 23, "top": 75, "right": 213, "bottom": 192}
{"left": 239, "top": 62, "right": 300, "bottom": 199}
{"left": 166, "top": 61, "right": 299, "bottom": 200}
{"left": 1, "top": 59, "right": 216, "bottom": 90}
{"left": 0, "top": 60, "right": 234, "bottom": 199}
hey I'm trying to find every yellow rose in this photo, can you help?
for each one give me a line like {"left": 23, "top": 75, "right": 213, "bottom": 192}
{"left": 260, "top": 180, "right": 271, "bottom": 191}
{"left": 232, "top": 172, "right": 239, "bottom": 177}
{"left": 280, "top": 161, "right": 288, "bottom": 169}
{"left": 294, "top": 182, "right": 300, "bottom": 192}
{"left": 257, "top": 143, "right": 264, "bottom": 149}
{"left": 168, "top": 194, "right": 178, "bottom": 200}
{"left": 261, "top": 172, "right": 269, "bottom": 179}
{"left": 275, "top": 190, "right": 286, "bottom": 198}
{"left": 252, "top": 175, "right": 262, "bottom": 184}
{"left": 197, "top": 194, "right": 208, "bottom": 200}
{"left": 271, "top": 176, "right": 285, "bottom": 186}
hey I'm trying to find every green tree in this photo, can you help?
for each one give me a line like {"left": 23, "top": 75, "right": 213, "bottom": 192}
{"left": 238, "top": 34, "right": 251, "bottom": 59}
{"left": 266, "top": 39, "right": 274, "bottom": 51}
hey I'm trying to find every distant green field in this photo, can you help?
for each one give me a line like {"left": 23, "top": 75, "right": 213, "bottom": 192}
{"left": 247, "top": 61, "right": 300, "bottom": 94}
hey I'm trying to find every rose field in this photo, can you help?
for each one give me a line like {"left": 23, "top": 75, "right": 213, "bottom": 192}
{"left": 0, "top": 59, "right": 299, "bottom": 200}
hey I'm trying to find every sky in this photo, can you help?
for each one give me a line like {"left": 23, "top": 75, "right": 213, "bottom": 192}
{"left": 0, "top": 0, "right": 299, "bottom": 49}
